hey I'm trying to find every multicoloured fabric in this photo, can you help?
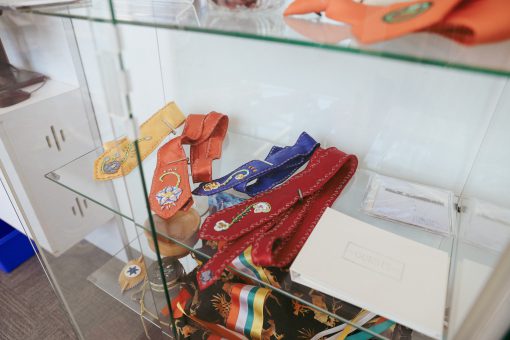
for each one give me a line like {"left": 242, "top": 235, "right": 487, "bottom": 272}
{"left": 231, "top": 247, "right": 270, "bottom": 285}
{"left": 169, "top": 266, "right": 410, "bottom": 340}
{"left": 225, "top": 284, "right": 271, "bottom": 339}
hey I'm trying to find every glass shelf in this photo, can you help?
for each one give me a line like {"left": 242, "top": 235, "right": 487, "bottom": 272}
{"left": 87, "top": 236, "right": 169, "bottom": 334}
{"left": 25, "top": 0, "right": 510, "bottom": 78}
{"left": 88, "top": 228, "right": 424, "bottom": 339}
{"left": 87, "top": 233, "right": 229, "bottom": 339}
{"left": 46, "top": 131, "right": 454, "bottom": 250}
{"left": 46, "top": 131, "right": 464, "bottom": 339}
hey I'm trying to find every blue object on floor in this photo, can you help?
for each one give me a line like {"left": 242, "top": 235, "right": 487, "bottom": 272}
{"left": 0, "top": 219, "right": 36, "bottom": 273}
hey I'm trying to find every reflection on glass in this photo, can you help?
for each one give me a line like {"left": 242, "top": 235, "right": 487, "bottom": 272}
{"left": 204, "top": 6, "right": 285, "bottom": 36}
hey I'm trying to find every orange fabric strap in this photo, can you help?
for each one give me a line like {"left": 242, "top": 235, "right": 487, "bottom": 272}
{"left": 430, "top": 0, "right": 510, "bottom": 45}
{"left": 285, "top": 0, "right": 510, "bottom": 45}
{"left": 285, "top": 0, "right": 461, "bottom": 44}
{"left": 149, "top": 112, "right": 228, "bottom": 219}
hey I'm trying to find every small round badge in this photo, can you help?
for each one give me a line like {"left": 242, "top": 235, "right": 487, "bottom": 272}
{"left": 118, "top": 256, "right": 146, "bottom": 293}
{"left": 124, "top": 264, "right": 142, "bottom": 278}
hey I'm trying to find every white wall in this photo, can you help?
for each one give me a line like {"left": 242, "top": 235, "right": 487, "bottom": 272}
{"left": 461, "top": 83, "right": 510, "bottom": 208}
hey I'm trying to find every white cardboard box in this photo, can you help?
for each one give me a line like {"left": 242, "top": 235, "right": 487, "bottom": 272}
{"left": 290, "top": 208, "right": 449, "bottom": 339}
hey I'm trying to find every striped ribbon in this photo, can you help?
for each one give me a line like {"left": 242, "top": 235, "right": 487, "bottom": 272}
{"left": 231, "top": 247, "right": 271, "bottom": 284}
{"left": 226, "top": 284, "right": 271, "bottom": 339}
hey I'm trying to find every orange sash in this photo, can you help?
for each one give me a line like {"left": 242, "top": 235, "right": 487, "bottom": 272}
{"left": 285, "top": 0, "right": 510, "bottom": 45}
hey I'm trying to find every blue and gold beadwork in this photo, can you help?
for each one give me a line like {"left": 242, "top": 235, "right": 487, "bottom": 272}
{"left": 203, "top": 166, "right": 257, "bottom": 192}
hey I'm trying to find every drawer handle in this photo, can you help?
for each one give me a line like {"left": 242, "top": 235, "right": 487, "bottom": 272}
{"left": 75, "top": 197, "right": 84, "bottom": 217}
{"left": 47, "top": 172, "right": 61, "bottom": 181}
{"left": 50, "top": 125, "right": 61, "bottom": 151}
{"left": 60, "top": 129, "right": 66, "bottom": 142}
{"left": 72, "top": 206, "right": 76, "bottom": 216}
{"left": 45, "top": 136, "right": 52, "bottom": 148}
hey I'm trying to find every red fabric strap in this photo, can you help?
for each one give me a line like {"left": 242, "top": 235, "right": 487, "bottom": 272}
{"left": 149, "top": 112, "right": 228, "bottom": 219}
{"left": 197, "top": 147, "right": 358, "bottom": 290}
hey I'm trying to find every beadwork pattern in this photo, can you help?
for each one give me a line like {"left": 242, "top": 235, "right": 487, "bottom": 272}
{"left": 101, "top": 136, "right": 152, "bottom": 175}
{"left": 214, "top": 202, "right": 271, "bottom": 231}
{"left": 156, "top": 169, "right": 182, "bottom": 209}
{"left": 203, "top": 169, "right": 251, "bottom": 192}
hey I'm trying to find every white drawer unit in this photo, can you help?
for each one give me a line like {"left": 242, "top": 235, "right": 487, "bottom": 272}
{"left": 2, "top": 87, "right": 95, "bottom": 172}
{"left": 0, "top": 80, "right": 114, "bottom": 256}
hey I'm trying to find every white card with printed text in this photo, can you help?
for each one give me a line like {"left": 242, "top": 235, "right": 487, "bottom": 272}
{"left": 290, "top": 208, "right": 449, "bottom": 339}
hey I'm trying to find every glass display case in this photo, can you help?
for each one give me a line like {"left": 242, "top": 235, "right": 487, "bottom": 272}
{"left": 1, "top": 1, "right": 509, "bottom": 339}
